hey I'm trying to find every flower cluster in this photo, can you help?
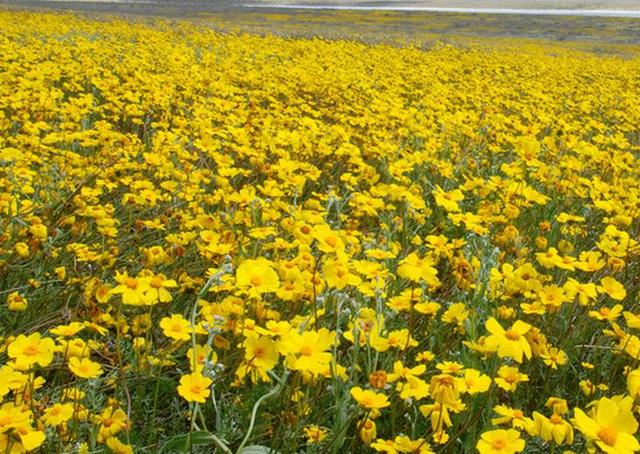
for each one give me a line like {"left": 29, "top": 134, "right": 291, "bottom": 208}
{"left": 1, "top": 9, "right": 639, "bottom": 453}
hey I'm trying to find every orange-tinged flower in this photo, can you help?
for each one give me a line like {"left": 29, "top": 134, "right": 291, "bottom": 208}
{"left": 6, "top": 292, "right": 27, "bottom": 311}
{"left": 359, "top": 418, "right": 377, "bottom": 445}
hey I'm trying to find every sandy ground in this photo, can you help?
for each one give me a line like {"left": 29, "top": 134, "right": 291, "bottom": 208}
{"left": 249, "top": 0, "right": 640, "bottom": 9}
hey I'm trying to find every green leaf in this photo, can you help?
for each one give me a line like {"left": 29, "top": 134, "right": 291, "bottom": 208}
{"left": 238, "top": 445, "right": 280, "bottom": 454}
{"left": 159, "top": 431, "right": 215, "bottom": 453}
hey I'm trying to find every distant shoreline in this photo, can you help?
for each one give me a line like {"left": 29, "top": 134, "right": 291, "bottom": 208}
{"left": 241, "top": 4, "right": 640, "bottom": 17}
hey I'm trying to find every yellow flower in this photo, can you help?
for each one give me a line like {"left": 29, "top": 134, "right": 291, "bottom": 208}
{"left": 7, "top": 333, "right": 55, "bottom": 370}
{"left": 589, "top": 304, "right": 624, "bottom": 322}
{"left": 441, "top": 302, "right": 469, "bottom": 326}
{"left": 546, "top": 397, "right": 569, "bottom": 415}
{"left": 598, "top": 277, "right": 627, "bottom": 301}
{"left": 494, "top": 366, "right": 529, "bottom": 392}
{"left": 573, "top": 396, "right": 639, "bottom": 454}
{"left": 476, "top": 429, "right": 525, "bottom": 454}
{"left": 50, "top": 322, "right": 86, "bottom": 338}
{"left": 580, "top": 379, "right": 597, "bottom": 397}
{"left": 312, "top": 224, "right": 345, "bottom": 254}
{"left": 177, "top": 372, "right": 212, "bottom": 403}
{"left": 110, "top": 271, "right": 152, "bottom": 305}
{"left": 458, "top": 369, "right": 491, "bottom": 394}
{"left": 387, "top": 360, "right": 426, "bottom": 382}
{"left": 16, "top": 427, "right": 46, "bottom": 452}
{"left": 397, "top": 253, "right": 440, "bottom": 288}
{"left": 95, "top": 407, "right": 128, "bottom": 442}
{"left": 397, "top": 376, "right": 429, "bottom": 401}
{"left": 14, "top": 242, "right": 29, "bottom": 257}
{"left": 41, "top": 403, "right": 75, "bottom": 426}
{"left": 350, "top": 387, "right": 390, "bottom": 410}
{"left": 302, "top": 425, "right": 328, "bottom": 444}
{"left": 160, "top": 314, "right": 191, "bottom": 341}
{"left": 323, "top": 257, "right": 361, "bottom": 289}
{"left": 540, "top": 347, "right": 568, "bottom": 369}
{"left": 54, "top": 266, "right": 66, "bottom": 280}
{"left": 6, "top": 292, "right": 27, "bottom": 311}
{"left": 235, "top": 258, "right": 280, "bottom": 296}
{"left": 187, "top": 344, "right": 217, "bottom": 373}
{"left": 143, "top": 273, "right": 178, "bottom": 304}
{"left": 68, "top": 357, "right": 103, "bottom": 379}
{"left": 628, "top": 368, "right": 640, "bottom": 399}
{"left": 433, "top": 185, "right": 464, "bottom": 212}
{"left": 106, "top": 437, "right": 134, "bottom": 454}
{"left": 244, "top": 335, "right": 279, "bottom": 371}
{"left": 492, "top": 405, "right": 530, "bottom": 429}
{"left": 484, "top": 318, "right": 532, "bottom": 363}
{"left": 359, "top": 418, "right": 377, "bottom": 445}
{"left": 279, "top": 328, "right": 334, "bottom": 375}
{"left": 429, "top": 374, "right": 460, "bottom": 405}
{"left": 528, "top": 412, "right": 573, "bottom": 445}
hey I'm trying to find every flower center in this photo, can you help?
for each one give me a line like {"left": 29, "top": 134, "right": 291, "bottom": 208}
{"left": 505, "top": 330, "right": 520, "bottom": 340}
{"left": 125, "top": 278, "right": 137, "bottom": 289}
{"left": 23, "top": 345, "right": 39, "bottom": 356}
{"left": 151, "top": 277, "right": 164, "bottom": 288}
{"left": 250, "top": 276, "right": 263, "bottom": 286}
{"left": 491, "top": 438, "right": 507, "bottom": 449}
{"left": 300, "top": 346, "right": 313, "bottom": 356}
{"left": 597, "top": 427, "right": 618, "bottom": 446}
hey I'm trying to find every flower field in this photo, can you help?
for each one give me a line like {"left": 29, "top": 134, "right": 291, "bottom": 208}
{"left": 1, "top": 10, "right": 640, "bottom": 454}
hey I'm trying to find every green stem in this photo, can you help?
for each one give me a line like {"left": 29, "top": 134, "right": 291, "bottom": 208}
{"left": 236, "top": 371, "right": 289, "bottom": 454}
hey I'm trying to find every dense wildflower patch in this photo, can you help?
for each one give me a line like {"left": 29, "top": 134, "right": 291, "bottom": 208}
{"left": 1, "top": 10, "right": 640, "bottom": 453}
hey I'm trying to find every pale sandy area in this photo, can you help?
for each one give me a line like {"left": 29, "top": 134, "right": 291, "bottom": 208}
{"left": 248, "top": 0, "right": 640, "bottom": 9}
{"left": 15, "top": 0, "right": 640, "bottom": 8}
